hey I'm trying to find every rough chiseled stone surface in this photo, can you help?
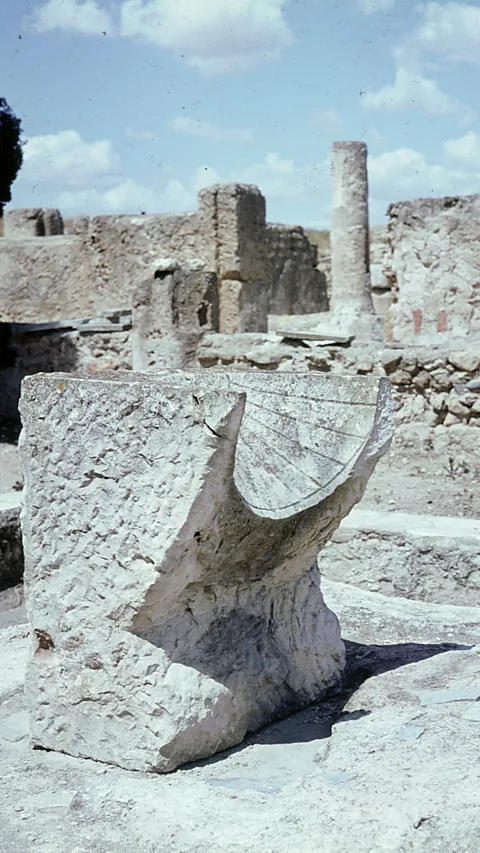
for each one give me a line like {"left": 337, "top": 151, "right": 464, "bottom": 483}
{"left": 385, "top": 194, "right": 480, "bottom": 344}
{"left": 131, "top": 263, "right": 218, "bottom": 370}
{"left": 19, "top": 370, "right": 393, "bottom": 772}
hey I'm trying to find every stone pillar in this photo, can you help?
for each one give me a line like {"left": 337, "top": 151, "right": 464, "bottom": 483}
{"left": 198, "top": 184, "right": 270, "bottom": 333}
{"left": 330, "top": 142, "right": 373, "bottom": 315}
{"left": 20, "top": 369, "right": 393, "bottom": 774}
{"left": 131, "top": 259, "right": 219, "bottom": 370}
{"left": 4, "top": 208, "right": 64, "bottom": 238}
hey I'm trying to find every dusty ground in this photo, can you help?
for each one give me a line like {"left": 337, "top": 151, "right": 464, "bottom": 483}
{"left": 361, "top": 451, "right": 479, "bottom": 518}
{"left": 1, "top": 583, "right": 479, "bottom": 853}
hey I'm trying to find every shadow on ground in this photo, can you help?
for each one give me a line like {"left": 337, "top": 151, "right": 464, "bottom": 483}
{"left": 183, "top": 639, "right": 472, "bottom": 766}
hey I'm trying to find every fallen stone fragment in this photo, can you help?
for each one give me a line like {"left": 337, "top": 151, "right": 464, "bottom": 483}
{"left": 19, "top": 369, "right": 393, "bottom": 773}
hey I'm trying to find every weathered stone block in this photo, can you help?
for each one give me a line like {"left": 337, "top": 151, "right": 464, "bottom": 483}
{"left": 198, "top": 184, "right": 270, "bottom": 333}
{"left": 131, "top": 263, "right": 218, "bottom": 370}
{"left": 385, "top": 195, "right": 480, "bottom": 344}
{"left": 448, "top": 351, "right": 480, "bottom": 373}
{"left": 20, "top": 370, "right": 393, "bottom": 773}
{"left": 4, "top": 209, "right": 45, "bottom": 238}
{"left": 3, "top": 208, "right": 63, "bottom": 238}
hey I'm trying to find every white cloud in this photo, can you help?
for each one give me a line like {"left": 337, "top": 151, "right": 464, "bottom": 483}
{"left": 311, "top": 108, "right": 344, "bottom": 133}
{"left": 413, "top": 2, "right": 480, "bottom": 63}
{"left": 159, "top": 165, "right": 222, "bottom": 211}
{"left": 227, "top": 152, "right": 331, "bottom": 228}
{"left": 232, "top": 152, "right": 306, "bottom": 199}
{"left": 362, "top": 4, "right": 479, "bottom": 122}
{"left": 12, "top": 126, "right": 224, "bottom": 214}
{"left": 33, "top": 0, "right": 112, "bottom": 35}
{"left": 120, "top": 0, "right": 293, "bottom": 73}
{"left": 32, "top": 0, "right": 293, "bottom": 74}
{"left": 125, "top": 127, "right": 157, "bottom": 141}
{"left": 55, "top": 180, "right": 158, "bottom": 214}
{"left": 369, "top": 142, "right": 480, "bottom": 205}
{"left": 21, "top": 130, "right": 121, "bottom": 186}
{"left": 168, "top": 117, "right": 253, "bottom": 143}
{"left": 357, "top": 0, "right": 396, "bottom": 13}
{"left": 363, "top": 63, "right": 474, "bottom": 123}
{"left": 443, "top": 130, "right": 480, "bottom": 168}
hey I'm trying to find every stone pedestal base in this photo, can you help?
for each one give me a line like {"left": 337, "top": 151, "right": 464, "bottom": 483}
{"left": 20, "top": 370, "right": 393, "bottom": 772}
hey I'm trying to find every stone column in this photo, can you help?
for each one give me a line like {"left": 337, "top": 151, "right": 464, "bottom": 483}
{"left": 330, "top": 142, "right": 373, "bottom": 315}
{"left": 20, "top": 369, "right": 393, "bottom": 774}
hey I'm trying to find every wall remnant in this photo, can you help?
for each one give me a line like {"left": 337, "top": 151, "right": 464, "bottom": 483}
{"left": 197, "top": 334, "right": 480, "bottom": 428}
{"left": 0, "top": 187, "right": 327, "bottom": 332}
{"left": 384, "top": 195, "right": 480, "bottom": 344}
{"left": 4, "top": 207, "right": 64, "bottom": 238}
{"left": 198, "top": 183, "right": 270, "bottom": 332}
{"left": 131, "top": 260, "right": 219, "bottom": 370}
{"left": 266, "top": 224, "right": 328, "bottom": 316}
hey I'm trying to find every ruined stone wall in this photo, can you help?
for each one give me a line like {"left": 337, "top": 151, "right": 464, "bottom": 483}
{"left": 384, "top": 195, "right": 480, "bottom": 344}
{"left": 197, "top": 333, "right": 480, "bottom": 428}
{"left": 0, "top": 212, "right": 203, "bottom": 324}
{"left": 265, "top": 224, "right": 328, "bottom": 315}
{"left": 0, "top": 195, "right": 326, "bottom": 330}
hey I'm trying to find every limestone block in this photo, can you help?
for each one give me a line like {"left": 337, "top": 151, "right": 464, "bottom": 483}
{"left": 430, "top": 368, "right": 453, "bottom": 391}
{"left": 380, "top": 351, "right": 402, "bottom": 372}
{"left": 448, "top": 351, "right": 480, "bottom": 373}
{"left": 412, "top": 369, "right": 430, "bottom": 390}
{"left": 41, "top": 209, "right": 64, "bottom": 236}
{"left": 131, "top": 265, "right": 219, "bottom": 370}
{"left": 3, "top": 208, "right": 63, "bottom": 238}
{"left": 4, "top": 209, "right": 44, "bottom": 238}
{"left": 20, "top": 370, "right": 393, "bottom": 773}
{"left": 444, "top": 412, "right": 461, "bottom": 426}
{"left": 386, "top": 195, "right": 480, "bottom": 343}
{"left": 447, "top": 397, "right": 471, "bottom": 419}
{"left": 198, "top": 183, "right": 266, "bottom": 281}
{"left": 198, "top": 184, "right": 270, "bottom": 333}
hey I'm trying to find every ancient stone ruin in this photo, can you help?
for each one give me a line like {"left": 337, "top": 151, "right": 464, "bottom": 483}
{"left": 1, "top": 139, "right": 480, "bottom": 850}
{"left": 19, "top": 369, "right": 393, "bottom": 771}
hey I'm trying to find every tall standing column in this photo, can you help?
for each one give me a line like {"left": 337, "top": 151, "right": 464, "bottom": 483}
{"left": 330, "top": 142, "right": 373, "bottom": 315}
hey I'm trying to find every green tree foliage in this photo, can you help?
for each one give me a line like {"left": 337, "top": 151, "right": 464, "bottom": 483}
{"left": 0, "top": 98, "right": 23, "bottom": 217}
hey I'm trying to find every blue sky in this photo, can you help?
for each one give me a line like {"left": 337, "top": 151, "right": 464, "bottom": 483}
{"left": 2, "top": 0, "right": 480, "bottom": 225}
